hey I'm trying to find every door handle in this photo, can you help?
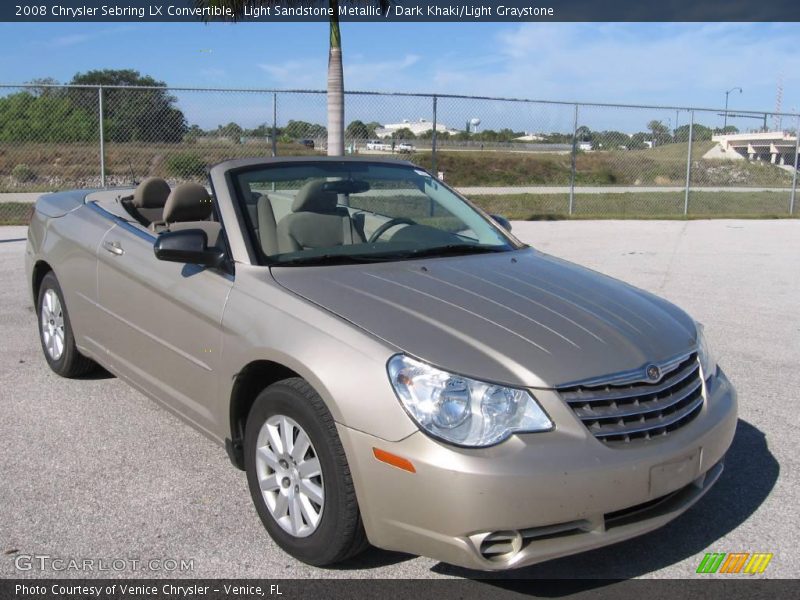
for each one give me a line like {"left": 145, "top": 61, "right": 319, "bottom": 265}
{"left": 102, "top": 240, "right": 124, "bottom": 256}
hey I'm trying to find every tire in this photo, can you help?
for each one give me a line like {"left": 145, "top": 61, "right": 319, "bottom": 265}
{"left": 36, "top": 271, "right": 97, "bottom": 378}
{"left": 244, "top": 377, "right": 368, "bottom": 566}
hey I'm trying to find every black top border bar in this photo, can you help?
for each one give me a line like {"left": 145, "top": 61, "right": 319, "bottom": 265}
{"left": 4, "top": 1, "right": 800, "bottom": 22}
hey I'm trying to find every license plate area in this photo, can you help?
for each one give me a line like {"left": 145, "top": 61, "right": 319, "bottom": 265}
{"left": 649, "top": 448, "right": 702, "bottom": 498}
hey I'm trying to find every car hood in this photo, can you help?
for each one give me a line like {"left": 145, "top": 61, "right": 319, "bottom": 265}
{"left": 270, "top": 248, "right": 697, "bottom": 388}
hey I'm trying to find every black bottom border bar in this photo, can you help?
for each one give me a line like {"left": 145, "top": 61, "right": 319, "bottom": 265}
{"left": 2, "top": 579, "right": 798, "bottom": 600}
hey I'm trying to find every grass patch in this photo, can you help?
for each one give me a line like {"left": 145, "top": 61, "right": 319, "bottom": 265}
{"left": 467, "top": 192, "right": 797, "bottom": 220}
{"left": 2, "top": 192, "right": 795, "bottom": 227}
{"left": 1, "top": 141, "right": 793, "bottom": 192}
{"left": 413, "top": 143, "right": 791, "bottom": 187}
{"left": 0, "top": 202, "right": 34, "bottom": 225}
{"left": 0, "top": 141, "right": 318, "bottom": 192}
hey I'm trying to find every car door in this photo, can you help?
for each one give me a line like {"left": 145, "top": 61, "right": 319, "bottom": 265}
{"left": 95, "top": 220, "right": 233, "bottom": 437}
{"left": 48, "top": 200, "right": 118, "bottom": 359}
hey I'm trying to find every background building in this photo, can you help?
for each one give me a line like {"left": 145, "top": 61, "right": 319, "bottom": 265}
{"left": 375, "top": 118, "right": 460, "bottom": 138}
{"left": 706, "top": 131, "right": 799, "bottom": 167}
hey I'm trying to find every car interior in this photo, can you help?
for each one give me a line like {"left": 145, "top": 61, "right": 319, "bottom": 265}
{"left": 243, "top": 177, "right": 474, "bottom": 260}
{"left": 155, "top": 182, "right": 221, "bottom": 247}
{"left": 117, "top": 177, "right": 222, "bottom": 248}
{"left": 254, "top": 179, "right": 367, "bottom": 254}
{"left": 109, "top": 173, "right": 482, "bottom": 264}
{"left": 120, "top": 176, "right": 171, "bottom": 227}
{"left": 118, "top": 176, "right": 370, "bottom": 257}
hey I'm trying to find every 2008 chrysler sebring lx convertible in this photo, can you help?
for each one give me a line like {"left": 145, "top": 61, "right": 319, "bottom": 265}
{"left": 26, "top": 158, "right": 737, "bottom": 570}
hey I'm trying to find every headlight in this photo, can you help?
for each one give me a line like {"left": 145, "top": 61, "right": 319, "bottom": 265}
{"left": 696, "top": 325, "right": 717, "bottom": 380}
{"left": 387, "top": 354, "right": 552, "bottom": 447}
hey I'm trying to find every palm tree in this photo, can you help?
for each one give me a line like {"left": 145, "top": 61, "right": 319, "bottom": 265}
{"left": 326, "top": 0, "right": 345, "bottom": 156}
{"left": 195, "top": 0, "right": 389, "bottom": 156}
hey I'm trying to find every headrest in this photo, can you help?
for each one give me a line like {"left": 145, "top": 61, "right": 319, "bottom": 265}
{"left": 291, "top": 179, "right": 338, "bottom": 213}
{"left": 163, "top": 183, "right": 213, "bottom": 223}
{"left": 132, "top": 177, "right": 170, "bottom": 209}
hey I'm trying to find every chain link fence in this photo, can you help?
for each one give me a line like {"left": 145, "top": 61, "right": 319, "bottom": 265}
{"left": 1, "top": 83, "right": 798, "bottom": 224}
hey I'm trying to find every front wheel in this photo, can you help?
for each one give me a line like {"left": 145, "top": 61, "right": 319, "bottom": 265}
{"left": 244, "top": 378, "right": 368, "bottom": 566}
{"left": 36, "top": 271, "right": 97, "bottom": 378}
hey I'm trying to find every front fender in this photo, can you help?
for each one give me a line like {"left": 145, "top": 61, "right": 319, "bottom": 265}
{"left": 218, "top": 265, "right": 418, "bottom": 443}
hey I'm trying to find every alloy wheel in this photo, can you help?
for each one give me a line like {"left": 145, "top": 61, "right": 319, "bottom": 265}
{"left": 255, "top": 414, "right": 324, "bottom": 538}
{"left": 41, "top": 289, "right": 65, "bottom": 361}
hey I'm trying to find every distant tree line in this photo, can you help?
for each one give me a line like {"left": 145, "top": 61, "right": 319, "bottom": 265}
{"left": 200, "top": 120, "right": 530, "bottom": 144}
{"left": 564, "top": 120, "right": 740, "bottom": 150}
{"left": 0, "top": 75, "right": 744, "bottom": 151}
{"left": 0, "top": 70, "right": 187, "bottom": 143}
{"left": 192, "top": 119, "right": 331, "bottom": 143}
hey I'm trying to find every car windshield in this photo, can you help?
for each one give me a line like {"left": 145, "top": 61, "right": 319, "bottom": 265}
{"left": 232, "top": 161, "right": 519, "bottom": 266}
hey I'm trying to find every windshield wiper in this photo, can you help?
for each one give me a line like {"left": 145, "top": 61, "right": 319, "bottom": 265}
{"left": 393, "top": 244, "right": 509, "bottom": 260}
{"left": 273, "top": 254, "right": 377, "bottom": 267}
{"left": 272, "top": 244, "right": 509, "bottom": 267}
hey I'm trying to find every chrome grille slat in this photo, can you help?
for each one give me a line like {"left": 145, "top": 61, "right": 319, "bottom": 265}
{"left": 572, "top": 376, "right": 703, "bottom": 420}
{"left": 520, "top": 520, "right": 590, "bottom": 539}
{"left": 562, "top": 362, "right": 699, "bottom": 404}
{"left": 558, "top": 352, "right": 704, "bottom": 445}
{"left": 592, "top": 393, "right": 704, "bottom": 438}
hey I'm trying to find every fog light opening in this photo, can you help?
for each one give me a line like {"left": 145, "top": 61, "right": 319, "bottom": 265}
{"left": 479, "top": 530, "right": 523, "bottom": 562}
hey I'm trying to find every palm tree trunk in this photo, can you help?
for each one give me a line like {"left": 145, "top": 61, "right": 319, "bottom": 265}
{"left": 327, "top": 1, "right": 344, "bottom": 156}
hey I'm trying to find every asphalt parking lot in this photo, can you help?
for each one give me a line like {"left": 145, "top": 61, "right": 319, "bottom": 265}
{"left": 1, "top": 219, "right": 798, "bottom": 580}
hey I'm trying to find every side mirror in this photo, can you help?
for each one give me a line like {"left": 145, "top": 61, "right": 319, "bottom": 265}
{"left": 154, "top": 229, "right": 225, "bottom": 269}
{"left": 491, "top": 214, "right": 512, "bottom": 232}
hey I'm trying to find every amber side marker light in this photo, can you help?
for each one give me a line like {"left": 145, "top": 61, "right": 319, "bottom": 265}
{"left": 372, "top": 448, "right": 416, "bottom": 473}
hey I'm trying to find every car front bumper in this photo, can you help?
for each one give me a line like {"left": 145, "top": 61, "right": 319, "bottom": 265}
{"left": 337, "top": 368, "right": 737, "bottom": 571}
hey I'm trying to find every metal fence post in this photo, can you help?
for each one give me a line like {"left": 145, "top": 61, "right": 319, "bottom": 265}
{"left": 684, "top": 110, "right": 694, "bottom": 216}
{"left": 431, "top": 95, "right": 438, "bottom": 176}
{"left": 568, "top": 104, "right": 579, "bottom": 215}
{"left": 98, "top": 85, "right": 105, "bottom": 188}
{"left": 790, "top": 116, "right": 799, "bottom": 216}
{"left": 272, "top": 92, "right": 278, "bottom": 158}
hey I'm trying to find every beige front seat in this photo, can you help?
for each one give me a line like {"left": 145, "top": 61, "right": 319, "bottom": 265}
{"left": 276, "top": 180, "right": 364, "bottom": 253}
{"left": 123, "top": 177, "right": 171, "bottom": 226}
{"left": 257, "top": 194, "right": 279, "bottom": 255}
{"left": 158, "top": 182, "right": 221, "bottom": 247}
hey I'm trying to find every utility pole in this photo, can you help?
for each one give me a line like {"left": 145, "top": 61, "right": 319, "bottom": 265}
{"left": 724, "top": 87, "right": 742, "bottom": 132}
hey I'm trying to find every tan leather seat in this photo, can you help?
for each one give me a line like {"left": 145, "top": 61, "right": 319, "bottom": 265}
{"left": 275, "top": 180, "right": 364, "bottom": 253}
{"left": 158, "top": 182, "right": 221, "bottom": 247}
{"left": 125, "top": 177, "right": 171, "bottom": 226}
{"left": 257, "top": 194, "right": 279, "bottom": 255}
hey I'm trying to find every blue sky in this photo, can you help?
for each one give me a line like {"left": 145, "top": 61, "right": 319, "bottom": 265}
{"left": 1, "top": 22, "right": 798, "bottom": 132}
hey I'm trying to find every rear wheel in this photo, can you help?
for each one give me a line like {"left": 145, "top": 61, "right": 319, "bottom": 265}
{"left": 244, "top": 378, "right": 368, "bottom": 566}
{"left": 36, "top": 271, "right": 96, "bottom": 378}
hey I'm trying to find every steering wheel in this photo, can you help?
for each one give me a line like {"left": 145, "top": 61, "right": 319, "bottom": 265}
{"left": 368, "top": 217, "right": 417, "bottom": 243}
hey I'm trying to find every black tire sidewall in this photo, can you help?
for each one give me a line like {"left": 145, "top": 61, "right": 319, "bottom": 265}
{"left": 36, "top": 272, "right": 78, "bottom": 376}
{"left": 244, "top": 381, "right": 355, "bottom": 566}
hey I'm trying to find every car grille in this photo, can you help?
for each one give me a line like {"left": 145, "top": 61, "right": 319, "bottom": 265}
{"left": 558, "top": 352, "right": 704, "bottom": 445}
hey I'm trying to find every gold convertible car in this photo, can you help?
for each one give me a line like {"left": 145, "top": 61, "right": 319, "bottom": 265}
{"left": 26, "top": 158, "right": 737, "bottom": 570}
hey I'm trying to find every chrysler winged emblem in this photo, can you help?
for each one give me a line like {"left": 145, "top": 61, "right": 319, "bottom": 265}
{"left": 646, "top": 364, "right": 661, "bottom": 382}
